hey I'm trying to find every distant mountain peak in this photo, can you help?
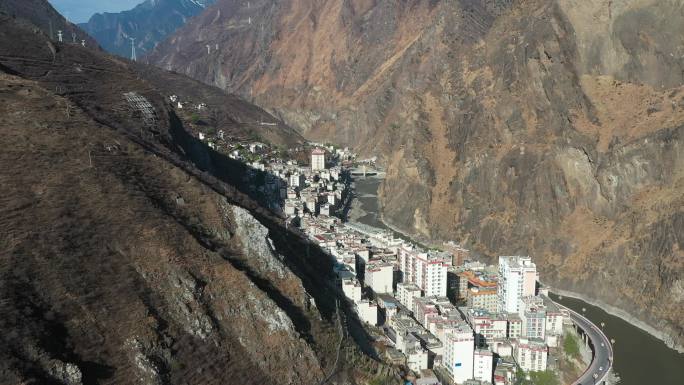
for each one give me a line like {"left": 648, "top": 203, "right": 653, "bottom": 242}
{"left": 80, "top": 0, "right": 216, "bottom": 58}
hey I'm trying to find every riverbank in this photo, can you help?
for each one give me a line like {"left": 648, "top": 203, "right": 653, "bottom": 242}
{"left": 549, "top": 287, "right": 684, "bottom": 354}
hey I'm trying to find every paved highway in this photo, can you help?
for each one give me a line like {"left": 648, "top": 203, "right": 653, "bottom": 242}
{"left": 557, "top": 302, "right": 614, "bottom": 385}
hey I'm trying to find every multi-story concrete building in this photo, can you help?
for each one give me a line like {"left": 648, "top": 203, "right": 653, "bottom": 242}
{"left": 514, "top": 338, "right": 548, "bottom": 372}
{"left": 414, "top": 297, "right": 439, "bottom": 327}
{"left": 543, "top": 297, "right": 564, "bottom": 337}
{"left": 396, "top": 282, "right": 423, "bottom": 313}
{"left": 442, "top": 322, "right": 475, "bottom": 384}
{"left": 289, "top": 173, "right": 305, "bottom": 188}
{"left": 497, "top": 256, "right": 537, "bottom": 313}
{"left": 355, "top": 299, "right": 378, "bottom": 326}
{"left": 399, "top": 246, "right": 450, "bottom": 297}
{"left": 320, "top": 203, "right": 331, "bottom": 216}
{"left": 341, "top": 277, "right": 362, "bottom": 303}
{"left": 507, "top": 314, "right": 522, "bottom": 339}
{"left": 365, "top": 261, "right": 393, "bottom": 294}
{"left": 406, "top": 346, "right": 429, "bottom": 373}
{"left": 465, "top": 309, "right": 508, "bottom": 347}
{"left": 453, "top": 271, "right": 470, "bottom": 300}
{"left": 473, "top": 349, "right": 494, "bottom": 383}
{"left": 311, "top": 148, "right": 326, "bottom": 171}
{"left": 467, "top": 287, "right": 498, "bottom": 313}
{"left": 519, "top": 296, "right": 546, "bottom": 340}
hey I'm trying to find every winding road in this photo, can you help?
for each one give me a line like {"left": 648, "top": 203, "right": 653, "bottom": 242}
{"left": 556, "top": 301, "right": 614, "bottom": 385}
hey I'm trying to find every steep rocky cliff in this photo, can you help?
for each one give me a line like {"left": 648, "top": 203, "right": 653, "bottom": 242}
{"left": 0, "top": 4, "right": 387, "bottom": 383}
{"left": 150, "top": 0, "right": 684, "bottom": 349}
{"left": 80, "top": 0, "right": 215, "bottom": 58}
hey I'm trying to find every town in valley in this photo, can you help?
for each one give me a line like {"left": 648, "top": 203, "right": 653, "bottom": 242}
{"left": 189, "top": 113, "right": 612, "bottom": 385}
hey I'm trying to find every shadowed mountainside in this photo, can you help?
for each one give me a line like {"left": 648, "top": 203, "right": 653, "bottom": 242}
{"left": 0, "top": 0, "right": 98, "bottom": 48}
{"left": 0, "top": 4, "right": 390, "bottom": 383}
{"left": 149, "top": 0, "right": 684, "bottom": 350}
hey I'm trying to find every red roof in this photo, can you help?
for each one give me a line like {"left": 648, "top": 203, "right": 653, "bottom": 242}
{"left": 312, "top": 148, "right": 325, "bottom": 155}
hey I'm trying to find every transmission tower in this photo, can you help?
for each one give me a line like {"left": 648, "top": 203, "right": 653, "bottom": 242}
{"left": 130, "top": 37, "right": 137, "bottom": 61}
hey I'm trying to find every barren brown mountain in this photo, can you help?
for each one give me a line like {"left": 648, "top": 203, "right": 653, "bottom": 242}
{"left": 150, "top": 0, "right": 684, "bottom": 350}
{"left": 0, "top": 3, "right": 391, "bottom": 384}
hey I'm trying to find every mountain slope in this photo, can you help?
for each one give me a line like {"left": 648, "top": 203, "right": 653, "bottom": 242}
{"left": 149, "top": 0, "right": 684, "bottom": 350}
{"left": 0, "top": 6, "right": 384, "bottom": 384}
{"left": 0, "top": 0, "right": 98, "bottom": 48}
{"left": 80, "top": 0, "right": 215, "bottom": 58}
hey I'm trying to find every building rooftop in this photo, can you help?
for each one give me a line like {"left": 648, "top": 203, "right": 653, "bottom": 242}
{"left": 460, "top": 270, "right": 498, "bottom": 288}
{"left": 499, "top": 255, "right": 535, "bottom": 269}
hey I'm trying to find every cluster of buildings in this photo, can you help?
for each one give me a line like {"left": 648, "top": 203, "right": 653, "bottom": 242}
{"left": 298, "top": 192, "right": 569, "bottom": 385}
{"left": 196, "top": 134, "right": 355, "bottom": 216}
{"left": 316, "top": 225, "right": 570, "bottom": 385}
{"left": 187, "top": 132, "right": 571, "bottom": 385}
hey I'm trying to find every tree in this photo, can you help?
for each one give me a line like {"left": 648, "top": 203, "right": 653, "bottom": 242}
{"left": 516, "top": 370, "right": 560, "bottom": 385}
{"left": 563, "top": 333, "right": 580, "bottom": 359}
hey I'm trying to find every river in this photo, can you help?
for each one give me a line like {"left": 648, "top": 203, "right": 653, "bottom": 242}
{"left": 349, "top": 175, "right": 684, "bottom": 385}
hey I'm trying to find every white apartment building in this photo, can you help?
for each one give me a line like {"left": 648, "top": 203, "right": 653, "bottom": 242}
{"left": 399, "top": 246, "right": 450, "bottom": 297}
{"left": 519, "top": 296, "right": 546, "bottom": 340}
{"left": 497, "top": 256, "right": 537, "bottom": 313}
{"left": 442, "top": 323, "right": 475, "bottom": 384}
{"left": 396, "top": 282, "right": 422, "bottom": 313}
{"left": 365, "top": 261, "right": 393, "bottom": 294}
{"left": 355, "top": 299, "right": 378, "bottom": 326}
{"left": 289, "top": 173, "right": 305, "bottom": 188}
{"left": 473, "top": 349, "right": 494, "bottom": 383}
{"left": 341, "top": 278, "right": 362, "bottom": 303}
{"left": 466, "top": 309, "right": 508, "bottom": 346}
{"left": 515, "top": 339, "right": 548, "bottom": 372}
{"left": 311, "top": 148, "right": 326, "bottom": 171}
{"left": 544, "top": 299, "right": 564, "bottom": 337}
{"left": 320, "top": 203, "right": 331, "bottom": 216}
{"left": 407, "top": 347, "right": 429, "bottom": 373}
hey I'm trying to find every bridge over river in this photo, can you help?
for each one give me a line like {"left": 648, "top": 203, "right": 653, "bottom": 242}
{"left": 349, "top": 165, "right": 385, "bottom": 177}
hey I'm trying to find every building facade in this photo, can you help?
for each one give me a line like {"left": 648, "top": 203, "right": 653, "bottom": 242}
{"left": 466, "top": 309, "right": 508, "bottom": 346}
{"left": 311, "top": 148, "right": 326, "bottom": 171}
{"left": 515, "top": 339, "right": 548, "bottom": 372}
{"left": 497, "top": 256, "right": 537, "bottom": 313}
{"left": 519, "top": 296, "right": 546, "bottom": 340}
{"left": 399, "top": 246, "right": 450, "bottom": 297}
{"left": 365, "top": 261, "right": 393, "bottom": 294}
{"left": 355, "top": 299, "right": 378, "bottom": 326}
{"left": 396, "top": 282, "right": 422, "bottom": 313}
{"left": 467, "top": 288, "right": 498, "bottom": 313}
{"left": 443, "top": 323, "right": 475, "bottom": 384}
{"left": 341, "top": 278, "right": 362, "bottom": 303}
{"left": 473, "top": 349, "right": 494, "bottom": 383}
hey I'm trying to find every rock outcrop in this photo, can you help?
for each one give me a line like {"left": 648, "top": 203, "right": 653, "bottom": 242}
{"left": 150, "top": 0, "right": 684, "bottom": 349}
